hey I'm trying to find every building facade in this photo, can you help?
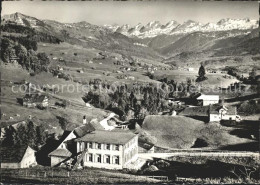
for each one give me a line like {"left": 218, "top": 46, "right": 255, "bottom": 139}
{"left": 209, "top": 105, "right": 240, "bottom": 122}
{"left": 23, "top": 94, "right": 48, "bottom": 108}
{"left": 0, "top": 145, "right": 37, "bottom": 168}
{"left": 197, "top": 94, "right": 219, "bottom": 106}
{"left": 75, "top": 130, "right": 138, "bottom": 170}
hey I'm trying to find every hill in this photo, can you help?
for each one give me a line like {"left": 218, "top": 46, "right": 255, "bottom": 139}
{"left": 140, "top": 115, "right": 251, "bottom": 149}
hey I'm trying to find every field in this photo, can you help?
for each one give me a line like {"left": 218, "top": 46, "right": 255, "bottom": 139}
{"left": 144, "top": 156, "right": 260, "bottom": 183}
{"left": 0, "top": 63, "right": 109, "bottom": 134}
{"left": 37, "top": 42, "right": 168, "bottom": 84}
{"left": 138, "top": 115, "right": 256, "bottom": 150}
{"left": 0, "top": 166, "right": 161, "bottom": 184}
{"left": 153, "top": 69, "right": 239, "bottom": 89}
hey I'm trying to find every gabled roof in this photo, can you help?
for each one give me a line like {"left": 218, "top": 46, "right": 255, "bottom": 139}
{"left": 49, "top": 148, "right": 71, "bottom": 157}
{"left": 75, "top": 130, "right": 137, "bottom": 145}
{"left": 0, "top": 145, "right": 34, "bottom": 163}
{"left": 197, "top": 94, "right": 219, "bottom": 101}
{"left": 23, "top": 94, "right": 47, "bottom": 103}
{"left": 179, "top": 106, "right": 209, "bottom": 117}
{"left": 73, "top": 124, "right": 95, "bottom": 138}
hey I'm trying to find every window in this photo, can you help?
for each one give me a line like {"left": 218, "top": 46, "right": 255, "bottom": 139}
{"left": 115, "top": 144, "right": 119, "bottom": 151}
{"left": 88, "top": 154, "right": 93, "bottom": 162}
{"left": 97, "top": 154, "right": 101, "bottom": 163}
{"left": 97, "top": 143, "right": 101, "bottom": 149}
{"left": 89, "top": 142, "right": 93, "bottom": 149}
{"left": 105, "top": 155, "right": 110, "bottom": 164}
{"left": 115, "top": 156, "right": 119, "bottom": 165}
{"left": 106, "top": 144, "right": 110, "bottom": 150}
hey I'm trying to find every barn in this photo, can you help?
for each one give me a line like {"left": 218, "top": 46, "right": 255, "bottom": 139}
{"left": 0, "top": 145, "right": 37, "bottom": 168}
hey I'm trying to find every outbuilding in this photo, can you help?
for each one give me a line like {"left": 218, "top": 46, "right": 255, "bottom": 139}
{"left": 0, "top": 145, "right": 37, "bottom": 168}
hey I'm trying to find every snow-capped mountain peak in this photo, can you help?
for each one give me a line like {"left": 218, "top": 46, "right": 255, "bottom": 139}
{"left": 103, "top": 18, "right": 258, "bottom": 38}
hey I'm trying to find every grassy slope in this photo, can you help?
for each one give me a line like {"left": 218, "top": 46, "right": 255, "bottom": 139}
{"left": 38, "top": 42, "right": 166, "bottom": 84}
{"left": 153, "top": 69, "right": 239, "bottom": 89}
{"left": 140, "top": 115, "right": 251, "bottom": 149}
{"left": 0, "top": 63, "right": 108, "bottom": 134}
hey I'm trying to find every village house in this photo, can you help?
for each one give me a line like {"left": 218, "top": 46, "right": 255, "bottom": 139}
{"left": 75, "top": 130, "right": 138, "bottom": 170}
{"left": 196, "top": 94, "right": 219, "bottom": 106}
{"left": 0, "top": 145, "right": 37, "bottom": 168}
{"left": 47, "top": 124, "right": 96, "bottom": 167}
{"left": 23, "top": 94, "right": 49, "bottom": 108}
{"left": 209, "top": 104, "right": 241, "bottom": 122}
{"left": 48, "top": 148, "right": 72, "bottom": 167}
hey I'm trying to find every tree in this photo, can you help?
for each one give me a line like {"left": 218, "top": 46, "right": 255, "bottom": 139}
{"left": 27, "top": 121, "right": 37, "bottom": 147}
{"left": 2, "top": 127, "right": 15, "bottom": 146}
{"left": 37, "top": 52, "right": 50, "bottom": 72}
{"left": 1, "top": 37, "right": 14, "bottom": 62}
{"left": 16, "top": 124, "right": 29, "bottom": 145}
{"left": 249, "top": 68, "right": 256, "bottom": 81}
{"left": 196, "top": 64, "right": 207, "bottom": 82}
{"left": 14, "top": 44, "right": 28, "bottom": 66}
{"left": 36, "top": 125, "right": 47, "bottom": 146}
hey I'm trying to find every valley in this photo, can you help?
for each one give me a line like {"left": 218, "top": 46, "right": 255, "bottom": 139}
{"left": 0, "top": 11, "right": 259, "bottom": 184}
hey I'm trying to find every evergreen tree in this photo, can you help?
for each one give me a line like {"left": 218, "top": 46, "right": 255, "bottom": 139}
{"left": 27, "top": 121, "right": 36, "bottom": 147}
{"left": 36, "top": 125, "right": 46, "bottom": 146}
{"left": 196, "top": 64, "right": 207, "bottom": 82}
{"left": 2, "top": 127, "right": 15, "bottom": 146}
{"left": 198, "top": 64, "right": 205, "bottom": 78}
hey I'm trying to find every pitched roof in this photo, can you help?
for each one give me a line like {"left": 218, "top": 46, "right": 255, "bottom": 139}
{"left": 74, "top": 124, "right": 95, "bottom": 138}
{"left": 23, "top": 94, "right": 47, "bottom": 103}
{"left": 48, "top": 148, "right": 72, "bottom": 157}
{"left": 179, "top": 106, "right": 209, "bottom": 117}
{"left": 89, "top": 118, "right": 105, "bottom": 130}
{"left": 209, "top": 104, "right": 237, "bottom": 115}
{"left": 75, "top": 130, "right": 137, "bottom": 145}
{"left": 197, "top": 94, "right": 219, "bottom": 101}
{"left": 0, "top": 145, "right": 34, "bottom": 163}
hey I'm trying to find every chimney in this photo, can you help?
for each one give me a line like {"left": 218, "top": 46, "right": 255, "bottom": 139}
{"left": 83, "top": 115, "right": 87, "bottom": 124}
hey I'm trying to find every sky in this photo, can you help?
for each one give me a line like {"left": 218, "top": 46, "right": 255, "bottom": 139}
{"left": 2, "top": 0, "right": 259, "bottom": 26}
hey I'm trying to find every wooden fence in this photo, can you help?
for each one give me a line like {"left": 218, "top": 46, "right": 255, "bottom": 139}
{"left": 0, "top": 170, "right": 168, "bottom": 182}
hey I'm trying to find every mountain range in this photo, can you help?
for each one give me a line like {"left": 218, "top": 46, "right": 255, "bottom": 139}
{"left": 104, "top": 19, "right": 258, "bottom": 38}
{"left": 1, "top": 12, "right": 260, "bottom": 63}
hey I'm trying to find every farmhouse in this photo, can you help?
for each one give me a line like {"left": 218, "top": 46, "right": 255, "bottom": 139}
{"left": 209, "top": 105, "right": 240, "bottom": 122}
{"left": 23, "top": 94, "right": 48, "bottom": 108}
{"left": 46, "top": 124, "right": 95, "bottom": 166}
{"left": 0, "top": 145, "right": 37, "bottom": 168}
{"left": 75, "top": 130, "right": 138, "bottom": 170}
{"left": 196, "top": 94, "right": 219, "bottom": 106}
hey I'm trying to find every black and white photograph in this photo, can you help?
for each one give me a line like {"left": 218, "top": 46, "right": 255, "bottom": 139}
{"left": 0, "top": 0, "right": 259, "bottom": 184}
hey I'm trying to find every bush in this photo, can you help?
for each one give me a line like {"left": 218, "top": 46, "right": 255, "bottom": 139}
{"left": 238, "top": 100, "right": 260, "bottom": 115}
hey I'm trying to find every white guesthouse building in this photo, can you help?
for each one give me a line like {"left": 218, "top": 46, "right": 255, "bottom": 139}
{"left": 197, "top": 94, "right": 219, "bottom": 106}
{"left": 75, "top": 130, "right": 138, "bottom": 170}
